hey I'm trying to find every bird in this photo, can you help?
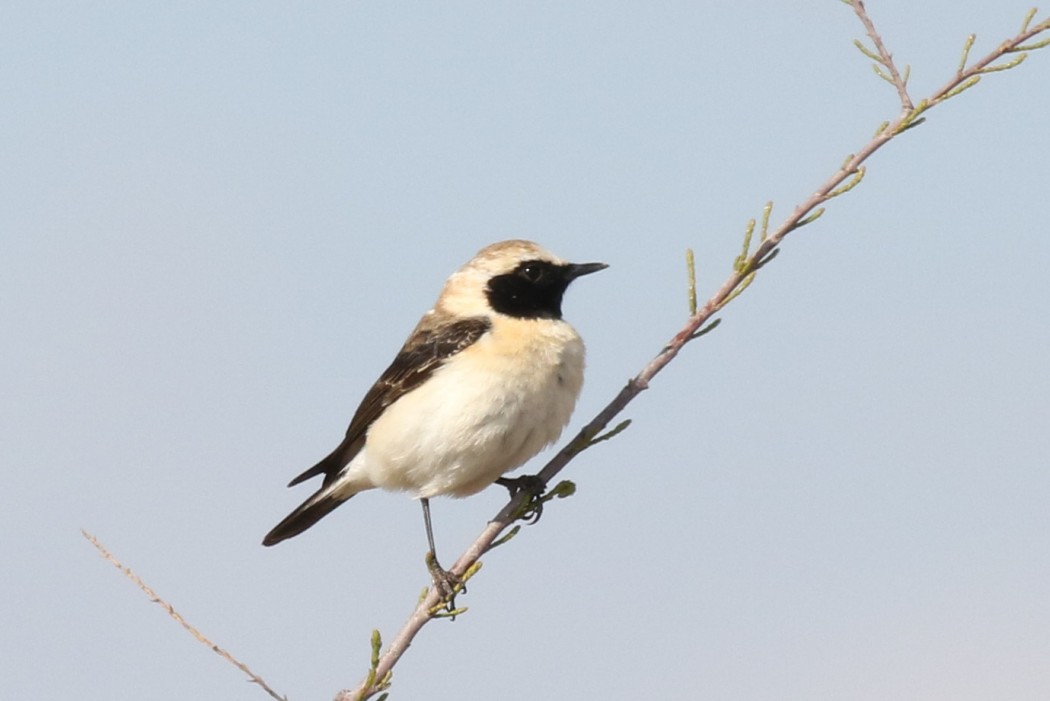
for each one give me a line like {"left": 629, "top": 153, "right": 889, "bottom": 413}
{"left": 263, "top": 239, "right": 606, "bottom": 597}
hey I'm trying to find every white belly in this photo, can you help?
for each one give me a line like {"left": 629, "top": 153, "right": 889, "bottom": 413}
{"left": 354, "top": 320, "right": 585, "bottom": 498}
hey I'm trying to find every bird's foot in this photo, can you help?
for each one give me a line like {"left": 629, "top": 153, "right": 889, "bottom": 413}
{"left": 495, "top": 474, "right": 547, "bottom": 524}
{"left": 425, "top": 551, "right": 464, "bottom": 612}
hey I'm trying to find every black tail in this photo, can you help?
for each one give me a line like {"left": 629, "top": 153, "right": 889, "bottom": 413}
{"left": 287, "top": 434, "right": 363, "bottom": 488}
{"left": 262, "top": 489, "right": 354, "bottom": 546}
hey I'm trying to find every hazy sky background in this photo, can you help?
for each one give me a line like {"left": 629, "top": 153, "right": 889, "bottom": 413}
{"left": 4, "top": 2, "right": 1049, "bottom": 700}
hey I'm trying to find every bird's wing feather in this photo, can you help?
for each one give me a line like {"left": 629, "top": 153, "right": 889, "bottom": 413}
{"left": 287, "top": 315, "right": 492, "bottom": 488}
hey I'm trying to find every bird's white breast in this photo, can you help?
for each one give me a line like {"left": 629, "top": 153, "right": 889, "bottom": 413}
{"left": 357, "top": 317, "right": 586, "bottom": 498}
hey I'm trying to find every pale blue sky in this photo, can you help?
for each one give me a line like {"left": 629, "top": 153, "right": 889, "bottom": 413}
{"left": 3, "top": 2, "right": 1049, "bottom": 700}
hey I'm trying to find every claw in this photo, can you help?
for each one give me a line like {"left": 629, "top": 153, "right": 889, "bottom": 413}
{"left": 426, "top": 551, "right": 464, "bottom": 612}
{"left": 495, "top": 474, "right": 547, "bottom": 524}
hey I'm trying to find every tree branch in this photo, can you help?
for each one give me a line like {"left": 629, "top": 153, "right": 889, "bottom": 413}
{"left": 81, "top": 530, "right": 289, "bottom": 701}
{"left": 339, "top": 6, "right": 1050, "bottom": 700}
{"left": 850, "top": 0, "right": 914, "bottom": 110}
{"left": 79, "top": 5, "right": 1050, "bottom": 700}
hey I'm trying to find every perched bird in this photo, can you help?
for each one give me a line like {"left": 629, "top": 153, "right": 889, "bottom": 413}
{"left": 263, "top": 239, "right": 606, "bottom": 594}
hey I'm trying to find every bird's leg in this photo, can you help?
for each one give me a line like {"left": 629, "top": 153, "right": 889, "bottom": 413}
{"left": 421, "top": 498, "right": 462, "bottom": 609}
{"left": 495, "top": 474, "right": 547, "bottom": 524}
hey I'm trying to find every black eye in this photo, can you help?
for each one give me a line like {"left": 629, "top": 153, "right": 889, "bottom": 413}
{"left": 520, "top": 264, "right": 544, "bottom": 282}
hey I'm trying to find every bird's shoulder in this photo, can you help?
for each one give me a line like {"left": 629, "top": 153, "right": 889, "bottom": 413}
{"left": 286, "top": 313, "right": 491, "bottom": 488}
{"left": 343, "top": 313, "right": 493, "bottom": 438}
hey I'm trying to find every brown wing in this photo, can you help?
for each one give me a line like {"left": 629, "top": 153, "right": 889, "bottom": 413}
{"left": 286, "top": 316, "right": 492, "bottom": 488}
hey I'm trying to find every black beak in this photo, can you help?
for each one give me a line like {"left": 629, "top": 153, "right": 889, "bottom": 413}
{"left": 564, "top": 262, "right": 609, "bottom": 281}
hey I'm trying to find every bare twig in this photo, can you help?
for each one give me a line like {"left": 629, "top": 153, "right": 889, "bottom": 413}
{"left": 81, "top": 530, "right": 289, "bottom": 701}
{"left": 850, "top": 0, "right": 913, "bottom": 110}
{"left": 338, "top": 7, "right": 1050, "bottom": 700}
{"left": 77, "top": 6, "right": 1050, "bottom": 701}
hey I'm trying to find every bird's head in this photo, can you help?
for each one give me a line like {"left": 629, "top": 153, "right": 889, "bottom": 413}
{"left": 436, "top": 240, "right": 607, "bottom": 320}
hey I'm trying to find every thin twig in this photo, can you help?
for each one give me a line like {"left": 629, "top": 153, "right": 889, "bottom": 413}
{"left": 338, "top": 7, "right": 1050, "bottom": 700}
{"left": 81, "top": 530, "right": 289, "bottom": 701}
{"left": 851, "top": 0, "right": 913, "bottom": 110}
